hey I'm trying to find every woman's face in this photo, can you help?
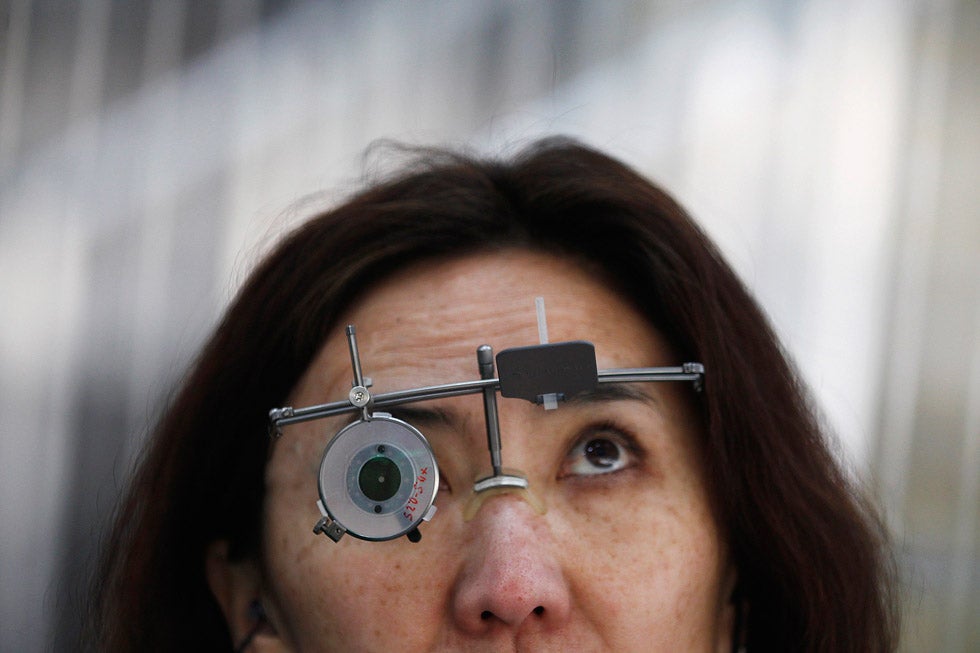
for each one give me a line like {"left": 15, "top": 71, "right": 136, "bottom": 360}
{"left": 212, "top": 250, "right": 735, "bottom": 652}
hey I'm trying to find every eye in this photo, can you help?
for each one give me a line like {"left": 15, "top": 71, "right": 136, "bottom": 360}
{"left": 563, "top": 427, "right": 636, "bottom": 477}
{"left": 438, "top": 473, "right": 452, "bottom": 494}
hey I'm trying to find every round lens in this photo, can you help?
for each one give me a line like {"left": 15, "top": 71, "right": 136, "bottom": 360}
{"left": 358, "top": 455, "right": 401, "bottom": 502}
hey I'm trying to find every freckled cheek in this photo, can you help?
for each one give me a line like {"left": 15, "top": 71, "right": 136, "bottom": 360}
{"left": 556, "top": 489, "right": 722, "bottom": 619}
{"left": 265, "top": 539, "right": 382, "bottom": 641}
{"left": 263, "top": 507, "right": 451, "bottom": 647}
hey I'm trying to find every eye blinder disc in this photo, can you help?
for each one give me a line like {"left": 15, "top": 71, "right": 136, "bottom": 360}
{"left": 317, "top": 414, "right": 438, "bottom": 541}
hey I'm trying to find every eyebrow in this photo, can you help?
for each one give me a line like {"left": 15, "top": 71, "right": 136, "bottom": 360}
{"left": 564, "top": 382, "right": 660, "bottom": 409}
{"left": 382, "top": 382, "right": 658, "bottom": 430}
{"left": 385, "top": 404, "right": 456, "bottom": 428}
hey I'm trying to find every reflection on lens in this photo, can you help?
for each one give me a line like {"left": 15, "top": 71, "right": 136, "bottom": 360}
{"left": 358, "top": 455, "right": 401, "bottom": 502}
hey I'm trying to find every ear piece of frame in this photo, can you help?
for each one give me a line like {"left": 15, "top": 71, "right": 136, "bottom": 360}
{"left": 269, "top": 325, "right": 704, "bottom": 544}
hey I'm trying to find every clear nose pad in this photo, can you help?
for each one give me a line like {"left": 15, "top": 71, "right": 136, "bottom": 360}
{"left": 463, "top": 471, "right": 546, "bottom": 521}
{"left": 316, "top": 414, "right": 439, "bottom": 541}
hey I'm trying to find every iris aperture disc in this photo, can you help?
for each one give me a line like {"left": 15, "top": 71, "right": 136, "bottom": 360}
{"left": 318, "top": 414, "right": 438, "bottom": 541}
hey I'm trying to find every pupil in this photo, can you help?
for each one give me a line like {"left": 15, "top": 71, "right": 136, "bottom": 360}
{"left": 359, "top": 455, "right": 401, "bottom": 501}
{"left": 585, "top": 438, "right": 619, "bottom": 468}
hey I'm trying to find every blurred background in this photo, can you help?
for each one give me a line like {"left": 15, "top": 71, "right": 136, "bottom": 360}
{"left": 1, "top": 0, "right": 977, "bottom": 650}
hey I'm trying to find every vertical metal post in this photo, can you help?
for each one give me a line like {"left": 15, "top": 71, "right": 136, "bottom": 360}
{"left": 477, "top": 345, "right": 503, "bottom": 476}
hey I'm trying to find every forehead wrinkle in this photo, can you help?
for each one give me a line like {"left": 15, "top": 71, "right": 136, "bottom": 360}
{"left": 351, "top": 330, "right": 548, "bottom": 394}
{"left": 357, "top": 309, "right": 539, "bottom": 357}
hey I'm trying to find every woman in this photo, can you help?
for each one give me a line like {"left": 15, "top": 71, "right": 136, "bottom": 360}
{"left": 90, "top": 138, "right": 898, "bottom": 651}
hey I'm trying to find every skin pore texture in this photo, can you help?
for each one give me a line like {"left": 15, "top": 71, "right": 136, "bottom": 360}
{"left": 207, "top": 249, "right": 737, "bottom": 652}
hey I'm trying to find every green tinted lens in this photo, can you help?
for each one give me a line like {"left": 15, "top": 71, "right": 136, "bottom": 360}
{"left": 358, "top": 455, "right": 402, "bottom": 502}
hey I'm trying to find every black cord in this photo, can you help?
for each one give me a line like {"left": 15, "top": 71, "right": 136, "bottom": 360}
{"left": 234, "top": 619, "right": 263, "bottom": 653}
{"left": 731, "top": 596, "right": 747, "bottom": 653}
{"left": 234, "top": 600, "right": 266, "bottom": 652}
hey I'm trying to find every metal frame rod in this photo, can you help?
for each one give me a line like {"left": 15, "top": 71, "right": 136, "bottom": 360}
{"left": 269, "top": 364, "right": 704, "bottom": 436}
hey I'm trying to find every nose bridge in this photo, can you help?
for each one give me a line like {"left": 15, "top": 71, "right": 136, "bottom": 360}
{"left": 462, "top": 387, "right": 549, "bottom": 516}
{"left": 469, "top": 491, "right": 548, "bottom": 550}
{"left": 451, "top": 493, "right": 571, "bottom": 633}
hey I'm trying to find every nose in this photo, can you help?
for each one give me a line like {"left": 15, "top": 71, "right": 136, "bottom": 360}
{"left": 451, "top": 494, "right": 571, "bottom": 635}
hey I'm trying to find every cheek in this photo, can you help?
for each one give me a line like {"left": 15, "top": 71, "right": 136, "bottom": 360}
{"left": 555, "top": 482, "right": 727, "bottom": 641}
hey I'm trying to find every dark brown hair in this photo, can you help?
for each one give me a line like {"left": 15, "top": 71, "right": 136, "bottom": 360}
{"left": 90, "top": 137, "right": 898, "bottom": 651}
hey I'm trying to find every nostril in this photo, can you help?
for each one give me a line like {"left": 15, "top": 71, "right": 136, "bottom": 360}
{"left": 479, "top": 606, "right": 544, "bottom": 622}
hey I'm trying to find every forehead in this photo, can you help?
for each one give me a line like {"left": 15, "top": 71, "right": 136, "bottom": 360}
{"left": 291, "top": 249, "right": 674, "bottom": 403}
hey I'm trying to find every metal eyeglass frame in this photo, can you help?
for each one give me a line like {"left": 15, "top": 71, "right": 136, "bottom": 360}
{"left": 268, "top": 325, "right": 705, "bottom": 543}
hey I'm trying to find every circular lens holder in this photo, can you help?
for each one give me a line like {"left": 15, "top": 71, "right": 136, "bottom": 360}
{"left": 318, "top": 414, "right": 438, "bottom": 541}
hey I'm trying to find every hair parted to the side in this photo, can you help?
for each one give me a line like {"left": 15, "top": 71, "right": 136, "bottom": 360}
{"left": 88, "top": 137, "right": 898, "bottom": 651}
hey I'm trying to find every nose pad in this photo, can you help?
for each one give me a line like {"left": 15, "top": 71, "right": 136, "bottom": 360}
{"left": 462, "top": 481, "right": 546, "bottom": 521}
{"left": 451, "top": 494, "right": 570, "bottom": 634}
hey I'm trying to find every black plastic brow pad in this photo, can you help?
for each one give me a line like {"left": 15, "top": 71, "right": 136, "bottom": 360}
{"left": 495, "top": 341, "right": 598, "bottom": 403}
